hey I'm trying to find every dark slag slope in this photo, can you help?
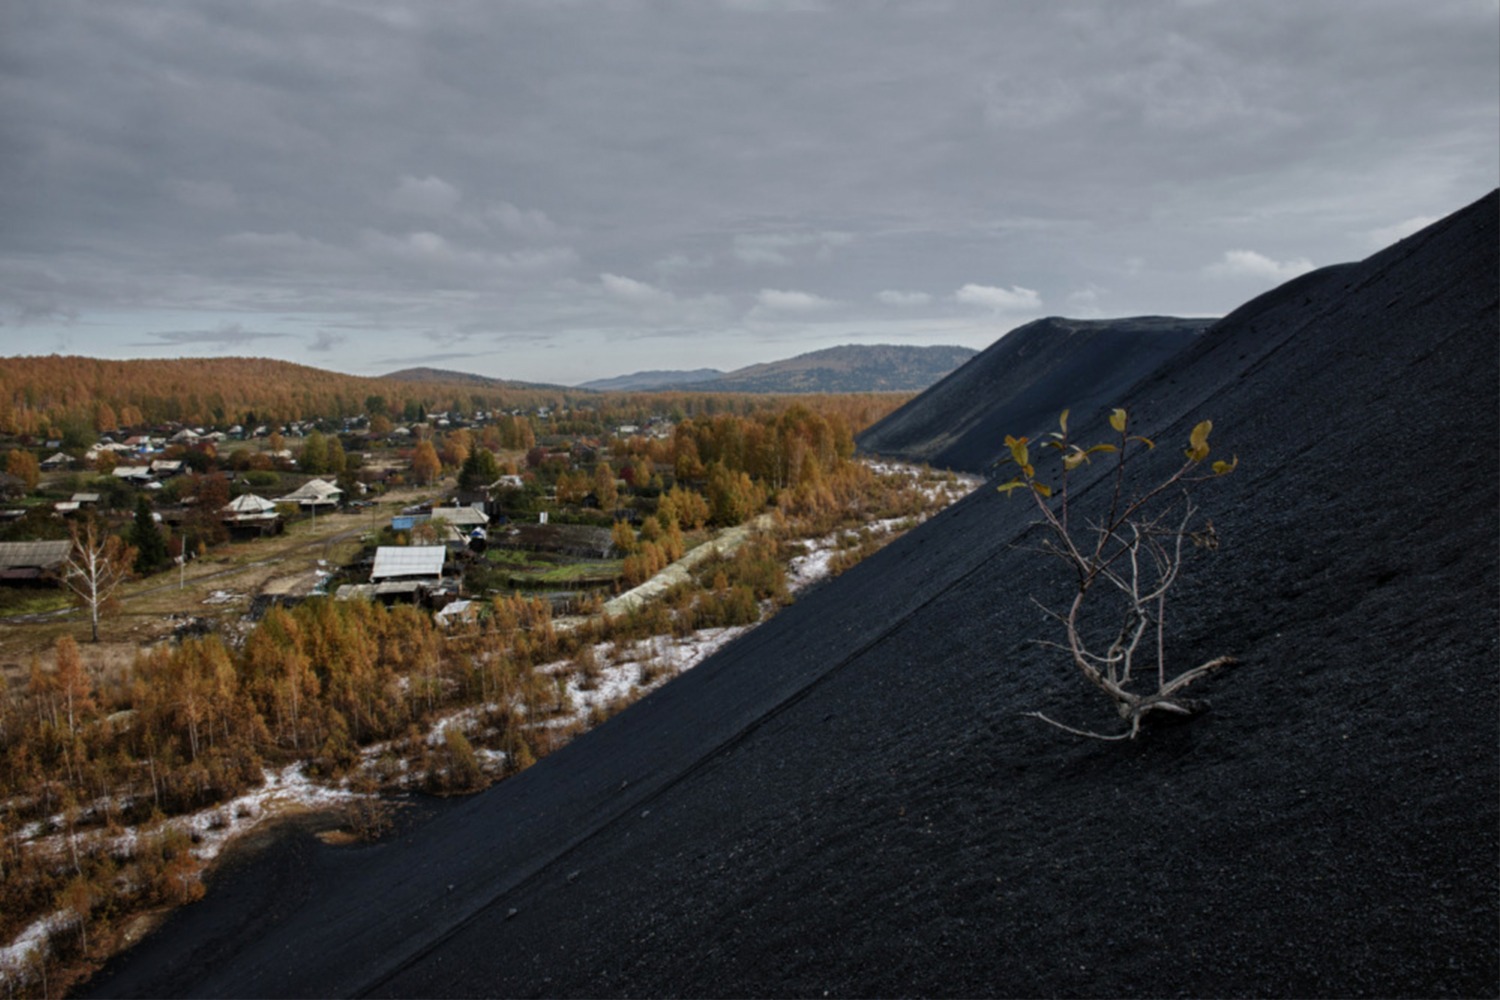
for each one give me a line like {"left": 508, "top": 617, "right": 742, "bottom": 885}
{"left": 90, "top": 192, "right": 1498, "bottom": 999}
{"left": 855, "top": 316, "right": 1209, "bottom": 473}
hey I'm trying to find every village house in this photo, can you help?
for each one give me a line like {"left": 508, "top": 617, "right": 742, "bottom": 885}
{"left": 112, "top": 465, "right": 156, "bottom": 487}
{"left": 275, "top": 478, "right": 343, "bottom": 509}
{"left": 430, "top": 506, "right": 489, "bottom": 551}
{"left": 0, "top": 540, "right": 72, "bottom": 586}
{"left": 53, "top": 491, "right": 101, "bottom": 517}
{"left": 222, "top": 493, "right": 281, "bottom": 537}
{"left": 337, "top": 544, "right": 450, "bottom": 605}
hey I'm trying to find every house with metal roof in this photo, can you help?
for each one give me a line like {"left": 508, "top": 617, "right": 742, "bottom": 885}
{"left": 112, "top": 465, "right": 154, "bottom": 485}
{"left": 223, "top": 493, "right": 278, "bottom": 521}
{"left": 0, "top": 540, "right": 72, "bottom": 585}
{"left": 430, "top": 506, "right": 488, "bottom": 528}
{"left": 276, "top": 478, "right": 343, "bottom": 509}
{"left": 221, "top": 494, "right": 281, "bottom": 537}
{"left": 364, "top": 545, "right": 449, "bottom": 603}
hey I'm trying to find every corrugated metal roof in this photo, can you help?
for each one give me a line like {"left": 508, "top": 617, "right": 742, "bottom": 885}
{"left": 225, "top": 493, "right": 276, "bottom": 514}
{"left": 370, "top": 545, "right": 446, "bottom": 581}
{"left": 0, "top": 540, "right": 72, "bottom": 570}
{"left": 431, "top": 507, "right": 488, "bottom": 526}
{"left": 335, "top": 584, "right": 377, "bottom": 601}
{"left": 277, "top": 478, "right": 344, "bottom": 503}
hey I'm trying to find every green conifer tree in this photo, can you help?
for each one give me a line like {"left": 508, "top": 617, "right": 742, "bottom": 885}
{"left": 132, "top": 496, "right": 168, "bottom": 575}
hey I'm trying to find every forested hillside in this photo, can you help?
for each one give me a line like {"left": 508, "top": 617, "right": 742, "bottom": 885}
{"left": 0, "top": 355, "right": 908, "bottom": 441}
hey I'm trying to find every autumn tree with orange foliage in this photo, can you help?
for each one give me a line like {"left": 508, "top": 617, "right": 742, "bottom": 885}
{"left": 411, "top": 440, "right": 441, "bottom": 485}
{"left": 5, "top": 449, "right": 39, "bottom": 491}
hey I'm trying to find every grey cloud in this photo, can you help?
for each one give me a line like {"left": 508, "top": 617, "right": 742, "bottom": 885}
{"left": 388, "top": 175, "right": 463, "bottom": 217}
{"left": 732, "top": 232, "right": 854, "bottom": 267}
{"left": 954, "top": 284, "right": 1043, "bottom": 312}
{"left": 487, "top": 202, "right": 560, "bottom": 239}
{"left": 1203, "top": 250, "right": 1315, "bottom": 282}
{"left": 755, "top": 289, "right": 837, "bottom": 312}
{"left": 307, "top": 329, "right": 347, "bottom": 352}
{"left": 0, "top": 1, "right": 1493, "bottom": 381}
{"left": 876, "top": 290, "right": 931, "bottom": 307}
{"left": 136, "top": 322, "right": 293, "bottom": 347}
{"left": 165, "top": 179, "right": 241, "bottom": 212}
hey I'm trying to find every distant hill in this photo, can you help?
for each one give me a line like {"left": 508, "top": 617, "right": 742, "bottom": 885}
{"left": 576, "top": 369, "right": 725, "bottom": 392}
{"left": 0, "top": 356, "right": 578, "bottom": 433}
{"left": 856, "top": 317, "right": 1210, "bottom": 473}
{"left": 379, "top": 367, "right": 566, "bottom": 391}
{"left": 586, "top": 344, "right": 978, "bottom": 394}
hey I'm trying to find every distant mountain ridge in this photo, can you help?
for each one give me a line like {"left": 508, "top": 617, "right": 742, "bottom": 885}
{"left": 379, "top": 367, "right": 567, "bottom": 391}
{"left": 576, "top": 369, "right": 725, "bottom": 392}
{"left": 581, "top": 344, "right": 978, "bottom": 394}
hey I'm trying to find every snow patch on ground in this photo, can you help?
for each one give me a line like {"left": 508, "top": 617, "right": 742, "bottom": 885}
{"left": 1, "top": 763, "right": 361, "bottom": 987}
{"left": 786, "top": 463, "right": 981, "bottom": 593}
{"left": 537, "top": 626, "right": 753, "bottom": 728}
{"left": 0, "top": 913, "right": 69, "bottom": 983}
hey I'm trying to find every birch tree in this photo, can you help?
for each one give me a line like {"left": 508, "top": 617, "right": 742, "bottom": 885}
{"left": 64, "top": 519, "right": 133, "bottom": 642}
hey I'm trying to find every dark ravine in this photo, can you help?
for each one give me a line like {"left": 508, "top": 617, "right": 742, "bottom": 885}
{"left": 89, "top": 191, "right": 1498, "bottom": 998}
{"left": 855, "top": 315, "right": 1211, "bottom": 474}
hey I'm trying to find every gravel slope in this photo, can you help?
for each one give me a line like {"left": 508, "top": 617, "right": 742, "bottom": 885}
{"left": 855, "top": 316, "right": 1209, "bottom": 473}
{"left": 89, "top": 190, "right": 1498, "bottom": 998}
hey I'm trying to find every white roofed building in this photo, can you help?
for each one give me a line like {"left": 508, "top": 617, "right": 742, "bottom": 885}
{"left": 366, "top": 545, "right": 448, "bottom": 603}
{"left": 276, "top": 478, "right": 343, "bottom": 509}
{"left": 223, "top": 493, "right": 279, "bottom": 526}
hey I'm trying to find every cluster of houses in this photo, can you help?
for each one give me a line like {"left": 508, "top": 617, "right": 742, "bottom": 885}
{"left": 3, "top": 402, "right": 683, "bottom": 618}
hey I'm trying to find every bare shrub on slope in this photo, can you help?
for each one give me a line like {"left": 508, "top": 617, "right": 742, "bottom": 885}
{"left": 998, "top": 408, "right": 1238, "bottom": 739}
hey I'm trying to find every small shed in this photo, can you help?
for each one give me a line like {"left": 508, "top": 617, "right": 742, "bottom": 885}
{"left": 434, "top": 599, "right": 478, "bottom": 629}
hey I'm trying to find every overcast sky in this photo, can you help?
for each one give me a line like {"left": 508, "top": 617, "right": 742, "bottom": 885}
{"left": 2, "top": 1, "right": 1495, "bottom": 386}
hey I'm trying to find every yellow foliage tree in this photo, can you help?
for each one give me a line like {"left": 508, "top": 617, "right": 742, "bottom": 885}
{"left": 411, "top": 440, "right": 441, "bottom": 485}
